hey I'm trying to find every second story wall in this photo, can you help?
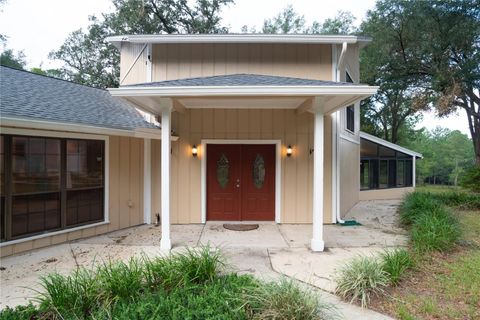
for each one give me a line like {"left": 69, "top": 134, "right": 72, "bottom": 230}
{"left": 119, "top": 43, "right": 333, "bottom": 85}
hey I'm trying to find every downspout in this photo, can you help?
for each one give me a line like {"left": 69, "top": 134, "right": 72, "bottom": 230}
{"left": 334, "top": 41, "right": 361, "bottom": 226}
{"left": 335, "top": 42, "right": 348, "bottom": 224}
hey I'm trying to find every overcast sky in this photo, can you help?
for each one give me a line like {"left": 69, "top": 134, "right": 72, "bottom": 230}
{"left": 0, "top": 0, "right": 471, "bottom": 136}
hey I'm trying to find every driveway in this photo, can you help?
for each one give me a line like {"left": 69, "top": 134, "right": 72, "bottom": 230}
{"left": 0, "top": 200, "right": 405, "bottom": 319}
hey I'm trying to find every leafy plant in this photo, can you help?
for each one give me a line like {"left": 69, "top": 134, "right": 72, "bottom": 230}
{"left": 399, "top": 192, "right": 442, "bottom": 226}
{"left": 381, "top": 248, "right": 414, "bottom": 285}
{"left": 38, "top": 268, "right": 100, "bottom": 318}
{"left": 411, "top": 208, "right": 461, "bottom": 253}
{"left": 335, "top": 255, "right": 389, "bottom": 308}
{"left": 98, "top": 258, "right": 144, "bottom": 301}
{"left": 249, "top": 278, "right": 336, "bottom": 320}
{"left": 460, "top": 166, "right": 480, "bottom": 193}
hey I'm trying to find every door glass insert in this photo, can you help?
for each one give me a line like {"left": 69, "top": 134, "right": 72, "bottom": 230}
{"left": 216, "top": 153, "right": 229, "bottom": 189}
{"left": 253, "top": 154, "right": 265, "bottom": 189}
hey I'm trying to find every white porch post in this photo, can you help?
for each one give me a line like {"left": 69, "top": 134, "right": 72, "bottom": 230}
{"left": 143, "top": 138, "right": 152, "bottom": 224}
{"left": 311, "top": 97, "right": 325, "bottom": 252}
{"left": 160, "top": 100, "right": 172, "bottom": 250}
{"left": 412, "top": 156, "right": 416, "bottom": 187}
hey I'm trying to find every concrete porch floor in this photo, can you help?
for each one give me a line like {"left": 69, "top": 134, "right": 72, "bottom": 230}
{"left": 0, "top": 200, "right": 406, "bottom": 319}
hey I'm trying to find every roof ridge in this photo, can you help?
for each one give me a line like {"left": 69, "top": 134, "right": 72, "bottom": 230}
{"left": 0, "top": 65, "right": 108, "bottom": 92}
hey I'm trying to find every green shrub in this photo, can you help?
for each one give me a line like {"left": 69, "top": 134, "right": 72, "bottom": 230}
{"left": 38, "top": 268, "right": 101, "bottom": 318}
{"left": 400, "top": 192, "right": 442, "bottom": 226}
{"left": 411, "top": 208, "right": 461, "bottom": 253}
{"left": 143, "top": 246, "right": 225, "bottom": 292}
{"left": 0, "top": 304, "right": 39, "bottom": 320}
{"left": 91, "top": 274, "right": 258, "bottom": 320}
{"left": 335, "top": 255, "right": 389, "bottom": 308}
{"left": 98, "top": 258, "right": 144, "bottom": 301}
{"left": 429, "top": 191, "right": 480, "bottom": 210}
{"left": 249, "top": 278, "right": 336, "bottom": 320}
{"left": 381, "top": 248, "right": 414, "bottom": 285}
{"left": 460, "top": 166, "right": 480, "bottom": 193}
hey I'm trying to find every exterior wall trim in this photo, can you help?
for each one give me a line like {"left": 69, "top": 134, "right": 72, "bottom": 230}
{"left": 200, "top": 139, "right": 282, "bottom": 224}
{"left": 0, "top": 117, "right": 161, "bottom": 140}
{"left": 0, "top": 128, "right": 110, "bottom": 247}
{"left": 109, "top": 85, "right": 379, "bottom": 97}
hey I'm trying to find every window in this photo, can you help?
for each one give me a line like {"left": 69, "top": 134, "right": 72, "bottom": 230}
{"left": 0, "top": 134, "right": 105, "bottom": 241}
{"left": 345, "top": 72, "right": 355, "bottom": 132}
{"left": 359, "top": 138, "right": 415, "bottom": 190}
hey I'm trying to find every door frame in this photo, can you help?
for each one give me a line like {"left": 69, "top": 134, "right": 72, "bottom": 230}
{"left": 201, "top": 139, "right": 282, "bottom": 224}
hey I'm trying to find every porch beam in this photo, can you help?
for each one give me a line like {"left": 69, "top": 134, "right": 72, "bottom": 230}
{"left": 295, "top": 97, "right": 313, "bottom": 114}
{"left": 311, "top": 97, "right": 325, "bottom": 252}
{"left": 160, "top": 99, "right": 173, "bottom": 250}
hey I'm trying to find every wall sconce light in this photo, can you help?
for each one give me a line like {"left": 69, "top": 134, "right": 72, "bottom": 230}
{"left": 192, "top": 144, "right": 198, "bottom": 157}
{"left": 286, "top": 145, "right": 293, "bottom": 157}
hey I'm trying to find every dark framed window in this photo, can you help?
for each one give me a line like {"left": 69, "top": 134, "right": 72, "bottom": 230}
{"left": 345, "top": 72, "right": 355, "bottom": 132}
{"left": 359, "top": 138, "right": 415, "bottom": 190}
{"left": 0, "top": 134, "right": 105, "bottom": 242}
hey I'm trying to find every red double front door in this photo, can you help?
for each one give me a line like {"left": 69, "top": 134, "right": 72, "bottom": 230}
{"left": 207, "top": 144, "right": 275, "bottom": 221}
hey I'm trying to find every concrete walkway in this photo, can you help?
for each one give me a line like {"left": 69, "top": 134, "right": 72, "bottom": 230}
{"left": 0, "top": 200, "right": 405, "bottom": 319}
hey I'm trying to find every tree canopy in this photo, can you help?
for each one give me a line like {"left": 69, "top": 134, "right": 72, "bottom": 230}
{"left": 49, "top": 0, "right": 234, "bottom": 88}
{"left": 360, "top": 0, "right": 480, "bottom": 164}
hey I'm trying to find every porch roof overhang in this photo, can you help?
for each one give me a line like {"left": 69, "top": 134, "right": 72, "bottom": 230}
{"left": 108, "top": 85, "right": 378, "bottom": 116}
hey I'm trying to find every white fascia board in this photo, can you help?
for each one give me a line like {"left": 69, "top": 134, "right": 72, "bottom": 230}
{"left": 0, "top": 116, "right": 162, "bottom": 140}
{"left": 108, "top": 85, "right": 379, "bottom": 97}
{"left": 106, "top": 34, "right": 372, "bottom": 48}
{"left": 360, "top": 131, "right": 423, "bottom": 158}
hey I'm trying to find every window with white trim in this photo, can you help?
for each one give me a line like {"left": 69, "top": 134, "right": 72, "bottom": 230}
{"left": 0, "top": 134, "right": 105, "bottom": 242}
{"left": 345, "top": 71, "right": 355, "bottom": 132}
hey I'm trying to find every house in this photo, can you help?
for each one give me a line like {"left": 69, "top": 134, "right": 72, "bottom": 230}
{"left": 0, "top": 34, "right": 421, "bottom": 257}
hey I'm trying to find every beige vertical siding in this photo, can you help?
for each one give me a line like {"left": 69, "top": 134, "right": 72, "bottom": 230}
{"left": 119, "top": 43, "right": 333, "bottom": 84}
{"left": 119, "top": 43, "right": 149, "bottom": 85}
{"left": 359, "top": 187, "right": 414, "bottom": 201}
{"left": 339, "top": 139, "right": 360, "bottom": 215}
{"left": 1, "top": 136, "right": 145, "bottom": 257}
{"left": 147, "top": 109, "right": 334, "bottom": 225}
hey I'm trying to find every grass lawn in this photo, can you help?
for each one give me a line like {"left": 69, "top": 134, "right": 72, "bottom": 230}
{"left": 369, "top": 208, "right": 480, "bottom": 320}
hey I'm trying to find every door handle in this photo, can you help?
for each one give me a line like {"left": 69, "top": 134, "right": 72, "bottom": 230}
{"left": 235, "top": 178, "right": 240, "bottom": 188}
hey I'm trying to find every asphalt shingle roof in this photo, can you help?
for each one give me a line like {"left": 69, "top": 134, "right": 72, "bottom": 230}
{"left": 0, "top": 66, "right": 156, "bottom": 131}
{"left": 123, "top": 73, "right": 363, "bottom": 87}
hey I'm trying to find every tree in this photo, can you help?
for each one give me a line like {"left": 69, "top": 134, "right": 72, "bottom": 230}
{"left": 405, "top": 127, "right": 474, "bottom": 185}
{"left": 260, "top": 6, "right": 357, "bottom": 35}
{"left": 261, "top": 5, "right": 306, "bottom": 34}
{"left": 361, "top": 0, "right": 480, "bottom": 164}
{"left": 50, "top": 0, "right": 234, "bottom": 88}
{"left": 0, "top": 48, "right": 26, "bottom": 70}
{"left": 308, "top": 10, "right": 357, "bottom": 35}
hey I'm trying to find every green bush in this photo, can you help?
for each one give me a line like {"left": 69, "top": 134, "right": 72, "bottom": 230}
{"left": 411, "top": 208, "right": 461, "bottom": 253}
{"left": 411, "top": 209, "right": 461, "bottom": 253}
{"left": 0, "top": 304, "right": 39, "bottom": 320}
{"left": 335, "top": 255, "right": 389, "bottom": 308}
{"left": 460, "top": 166, "right": 480, "bottom": 193}
{"left": 37, "top": 267, "right": 101, "bottom": 318}
{"left": 98, "top": 258, "right": 144, "bottom": 301}
{"left": 1, "top": 246, "right": 333, "bottom": 320}
{"left": 399, "top": 192, "right": 442, "bottom": 226}
{"left": 249, "top": 278, "right": 336, "bottom": 320}
{"left": 381, "top": 248, "right": 414, "bottom": 285}
{"left": 90, "top": 274, "right": 258, "bottom": 320}
{"left": 429, "top": 191, "right": 480, "bottom": 210}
